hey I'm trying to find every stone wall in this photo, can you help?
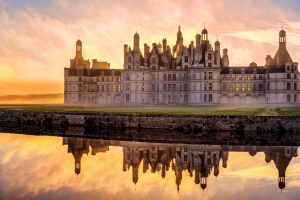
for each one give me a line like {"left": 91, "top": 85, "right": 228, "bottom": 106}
{"left": 0, "top": 110, "right": 300, "bottom": 132}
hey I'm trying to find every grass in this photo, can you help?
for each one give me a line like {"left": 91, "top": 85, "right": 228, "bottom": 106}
{"left": 275, "top": 107, "right": 300, "bottom": 116}
{"left": 0, "top": 104, "right": 265, "bottom": 116}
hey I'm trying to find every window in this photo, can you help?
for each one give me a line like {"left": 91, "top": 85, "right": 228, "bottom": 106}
{"left": 247, "top": 84, "right": 251, "bottom": 92}
{"left": 163, "top": 74, "right": 167, "bottom": 81}
{"left": 126, "top": 94, "right": 130, "bottom": 102}
{"left": 128, "top": 56, "right": 132, "bottom": 62}
{"left": 287, "top": 82, "right": 291, "bottom": 90}
{"left": 168, "top": 74, "right": 171, "bottom": 81}
{"left": 242, "top": 75, "right": 245, "bottom": 80}
{"left": 184, "top": 56, "right": 188, "bottom": 63}
{"left": 173, "top": 84, "right": 176, "bottom": 91}
{"left": 235, "top": 75, "right": 239, "bottom": 81}
{"left": 128, "top": 65, "right": 131, "bottom": 69}
{"left": 209, "top": 94, "right": 213, "bottom": 102}
{"left": 294, "top": 83, "right": 297, "bottom": 90}
{"left": 163, "top": 84, "right": 167, "bottom": 92}
{"left": 223, "top": 84, "right": 227, "bottom": 91}
{"left": 118, "top": 84, "right": 121, "bottom": 92}
{"left": 209, "top": 83, "right": 213, "bottom": 91}
{"left": 208, "top": 63, "right": 212, "bottom": 68}
{"left": 294, "top": 94, "right": 297, "bottom": 103}
{"left": 223, "top": 75, "right": 226, "bottom": 80}
{"left": 287, "top": 94, "right": 291, "bottom": 103}
{"left": 208, "top": 53, "right": 212, "bottom": 60}
{"left": 112, "top": 84, "right": 116, "bottom": 92}
{"left": 247, "top": 75, "right": 251, "bottom": 80}
{"left": 173, "top": 74, "right": 176, "bottom": 81}
{"left": 209, "top": 72, "right": 213, "bottom": 80}
{"left": 236, "top": 84, "right": 240, "bottom": 92}
{"left": 168, "top": 84, "right": 171, "bottom": 91}
{"left": 229, "top": 75, "right": 233, "bottom": 80}
{"left": 230, "top": 84, "right": 233, "bottom": 92}
{"left": 241, "top": 84, "right": 245, "bottom": 92}
{"left": 287, "top": 74, "right": 291, "bottom": 79}
{"left": 259, "top": 84, "right": 263, "bottom": 91}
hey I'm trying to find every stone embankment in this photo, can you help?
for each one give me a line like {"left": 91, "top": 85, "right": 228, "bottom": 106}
{"left": 0, "top": 110, "right": 299, "bottom": 132}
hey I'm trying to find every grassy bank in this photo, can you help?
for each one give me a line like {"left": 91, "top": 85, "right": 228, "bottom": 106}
{"left": 0, "top": 104, "right": 265, "bottom": 116}
{"left": 276, "top": 107, "right": 300, "bottom": 116}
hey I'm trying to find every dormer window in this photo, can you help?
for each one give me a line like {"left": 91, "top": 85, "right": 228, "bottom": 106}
{"left": 229, "top": 69, "right": 233, "bottom": 74}
{"left": 253, "top": 69, "right": 257, "bottom": 74}
{"left": 208, "top": 53, "right": 212, "bottom": 60}
{"left": 241, "top": 69, "right": 245, "bottom": 74}
{"left": 184, "top": 56, "right": 188, "bottom": 63}
{"left": 287, "top": 65, "right": 291, "bottom": 71}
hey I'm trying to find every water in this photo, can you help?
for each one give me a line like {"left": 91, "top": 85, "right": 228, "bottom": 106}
{"left": 0, "top": 133, "right": 300, "bottom": 200}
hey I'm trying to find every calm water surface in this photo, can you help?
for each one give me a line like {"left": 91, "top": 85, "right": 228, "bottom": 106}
{"left": 0, "top": 133, "right": 300, "bottom": 200}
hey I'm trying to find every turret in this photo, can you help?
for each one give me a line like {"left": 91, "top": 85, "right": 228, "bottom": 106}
{"left": 177, "top": 25, "right": 183, "bottom": 46}
{"left": 215, "top": 40, "right": 220, "bottom": 54}
{"left": 162, "top": 38, "right": 167, "bottom": 53}
{"left": 202, "top": 28, "right": 208, "bottom": 42}
{"left": 76, "top": 39, "right": 83, "bottom": 58}
{"left": 134, "top": 32, "right": 140, "bottom": 52}
{"left": 222, "top": 48, "right": 229, "bottom": 67}
{"left": 265, "top": 55, "right": 273, "bottom": 66}
{"left": 279, "top": 29, "right": 286, "bottom": 48}
{"left": 196, "top": 34, "right": 201, "bottom": 48}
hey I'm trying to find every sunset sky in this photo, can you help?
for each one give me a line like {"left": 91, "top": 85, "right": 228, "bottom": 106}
{"left": 1, "top": 0, "right": 300, "bottom": 95}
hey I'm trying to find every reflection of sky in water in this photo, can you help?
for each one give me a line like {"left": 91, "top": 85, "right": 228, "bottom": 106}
{"left": 0, "top": 133, "right": 300, "bottom": 200}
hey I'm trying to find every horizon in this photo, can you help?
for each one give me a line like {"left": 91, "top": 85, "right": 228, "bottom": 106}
{"left": 1, "top": 0, "right": 300, "bottom": 95}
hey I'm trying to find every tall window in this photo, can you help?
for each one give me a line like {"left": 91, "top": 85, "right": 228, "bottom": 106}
{"left": 236, "top": 84, "right": 240, "bottom": 92}
{"left": 287, "top": 82, "right": 291, "bottom": 90}
{"left": 235, "top": 75, "right": 239, "bottom": 81}
{"left": 294, "top": 83, "right": 297, "bottom": 90}
{"left": 247, "top": 84, "right": 251, "bottom": 92}
{"left": 230, "top": 84, "right": 233, "bottom": 92}
{"left": 184, "top": 56, "right": 188, "bottom": 63}
{"left": 223, "top": 84, "right": 227, "bottom": 92}
{"left": 247, "top": 75, "right": 251, "bottom": 80}
{"left": 241, "top": 84, "right": 245, "bottom": 92}
{"left": 209, "top": 94, "right": 213, "bottom": 102}
{"left": 151, "top": 57, "right": 156, "bottom": 63}
{"left": 208, "top": 53, "right": 212, "bottom": 60}
{"left": 209, "top": 83, "right": 213, "bottom": 91}
{"left": 173, "top": 74, "right": 176, "bottom": 81}
{"left": 287, "top": 94, "right": 291, "bottom": 103}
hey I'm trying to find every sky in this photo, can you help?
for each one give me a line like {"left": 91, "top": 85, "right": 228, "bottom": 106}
{"left": 1, "top": 0, "right": 300, "bottom": 95}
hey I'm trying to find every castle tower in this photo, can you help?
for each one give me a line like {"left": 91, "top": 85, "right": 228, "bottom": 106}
{"left": 70, "top": 39, "right": 85, "bottom": 68}
{"left": 222, "top": 48, "right": 229, "bottom": 67}
{"left": 215, "top": 40, "right": 220, "bottom": 54}
{"left": 195, "top": 34, "right": 201, "bottom": 49}
{"left": 279, "top": 29, "right": 286, "bottom": 48}
{"left": 271, "top": 29, "right": 293, "bottom": 66}
{"left": 162, "top": 38, "right": 167, "bottom": 53}
{"left": 202, "top": 28, "right": 208, "bottom": 42}
{"left": 176, "top": 25, "right": 183, "bottom": 47}
{"left": 134, "top": 32, "right": 140, "bottom": 52}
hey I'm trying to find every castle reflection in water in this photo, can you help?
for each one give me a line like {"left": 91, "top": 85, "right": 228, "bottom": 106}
{"left": 63, "top": 137, "right": 298, "bottom": 191}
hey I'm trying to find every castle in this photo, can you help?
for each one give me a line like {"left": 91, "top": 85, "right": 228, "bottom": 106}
{"left": 64, "top": 26, "right": 299, "bottom": 106}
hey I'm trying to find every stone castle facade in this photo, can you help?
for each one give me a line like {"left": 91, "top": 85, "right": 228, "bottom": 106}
{"left": 64, "top": 26, "right": 299, "bottom": 106}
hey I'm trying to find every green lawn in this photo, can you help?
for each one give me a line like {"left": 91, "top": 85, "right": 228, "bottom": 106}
{"left": 276, "top": 107, "right": 300, "bottom": 116}
{"left": 0, "top": 104, "right": 265, "bottom": 116}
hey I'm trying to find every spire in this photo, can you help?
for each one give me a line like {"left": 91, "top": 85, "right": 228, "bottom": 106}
{"left": 134, "top": 31, "right": 140, "bottom": 52}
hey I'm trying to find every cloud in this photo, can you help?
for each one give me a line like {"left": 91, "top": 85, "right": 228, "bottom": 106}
{"left": 0, "top": 0, "right": 300, "bottom": 95}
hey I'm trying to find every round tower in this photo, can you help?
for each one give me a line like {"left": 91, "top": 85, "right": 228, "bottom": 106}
{"left": 279, "top": 29, "right": 286, "bottom": 47}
